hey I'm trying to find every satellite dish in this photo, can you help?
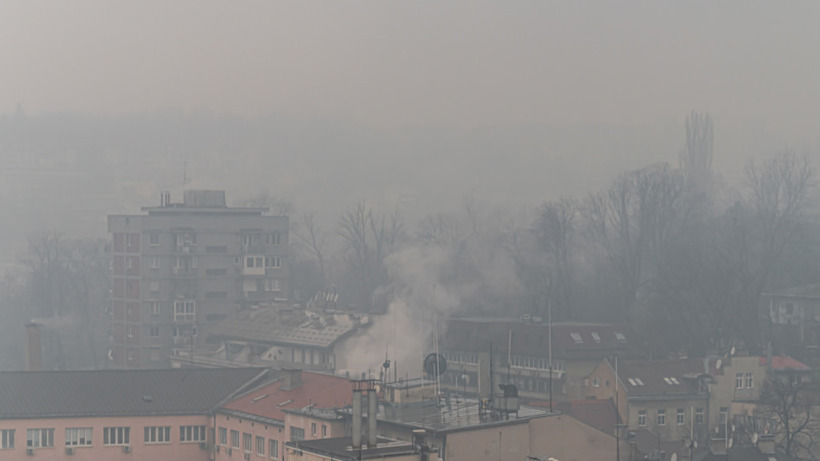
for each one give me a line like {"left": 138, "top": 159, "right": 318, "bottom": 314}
{"left": 423, "top": 353, "right": 447, "bottom": 377}
{"left": 730, "top": 346, "right": 736, "bottom": 356}
{"left": 752, "top": 433, "right": 759, "bottom": 444}
{"left": 693, "top": 441, "right": 697, "bottom": 449}
{"left": 715, "top": 359, "right": 722, "bottom": 370}
{"left": 670, "top": 453, "right": 677, "bottom": 461}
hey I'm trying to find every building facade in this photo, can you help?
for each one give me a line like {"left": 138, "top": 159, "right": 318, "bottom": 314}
{"left": 108, "top": 190, "right": 289, "bottom": 368}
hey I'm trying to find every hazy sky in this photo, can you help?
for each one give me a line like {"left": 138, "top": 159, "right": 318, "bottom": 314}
{"left": 3, "top": 1, "right": 820, "bottom": 141}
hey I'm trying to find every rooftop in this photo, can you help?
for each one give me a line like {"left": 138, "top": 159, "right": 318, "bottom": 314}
{"left": 0, "top": 367, "right": 271, "bottom": 419}
{"left": 208, "top": 306, "right": 367, "bottom": 349}
{"left": 759, "top": 355, "right": 811, "bottom": 372}
{"left": 443, "top": 317, "right": 634, "bottom": 359}
{"left": 611, "top": 357, "right": 709, "bottom": 399}
{"left": 764, "top": 282, "right": 820, "bottom": 299}
{"left": 379, "top": 395, "right": 553, "bottom": 434}
{"left": 286, "top": 436, "right": 421, "bottom": 461}
{"left": 220, "top": 370, "right": 353, "bottom": 423}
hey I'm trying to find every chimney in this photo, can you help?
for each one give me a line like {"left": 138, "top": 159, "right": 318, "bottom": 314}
{"left": 352, "top": 388, "right": 363, "bottom": 449}
{"left": 26, "top": 323, "right": 43, "bottom": 371}
{"left": 758, "top": 434, "right": 775, "bottom": 455}
{"left": 281, "top": 369, "right": 302, "bottom": 391}
{"left": 367, "top": 389, "right": 378, "bottom": 448}
{"left": 478, "top": 352, "right": 491, "bottom": 399}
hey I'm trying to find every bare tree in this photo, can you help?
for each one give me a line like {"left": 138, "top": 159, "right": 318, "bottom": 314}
{"left": 293, "top": 213, "right": 327, "bottom": 285}
{"left": 535, "top": 197, "right": 577, "bottom": 320}
{"left": 338, "top": 202, "right": 403, "bottom": 310}
{"left": 759, "top": 371, "right": 820, "bottom": 457}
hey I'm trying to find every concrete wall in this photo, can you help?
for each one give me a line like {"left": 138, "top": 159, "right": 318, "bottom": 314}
{"left": 529, "top": 413, "right": 616, "bottom": 461}
{"left": 214, "top": 412, "right": 283, "bottom": 461}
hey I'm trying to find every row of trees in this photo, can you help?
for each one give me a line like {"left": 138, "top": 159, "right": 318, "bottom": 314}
{"left": 286, "top": 113, "right": 817, "bottom": 359}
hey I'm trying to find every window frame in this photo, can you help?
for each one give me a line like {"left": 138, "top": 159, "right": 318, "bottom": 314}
{"left": 144, "top": 426, "right": 171, "bottom": 444}
{"left": 1, "top": 429, "right": 14, "bottom": 449}
{"left": 65, "top": 427, "right": 92, "bottom": 447}
{"left": 657, "top": 409, "right": 666, "bottom": 426}
{"left": 26, "top": 428, "right": 54, "bottom": 449}
{"left": 103, "top": 427, "right": 130, "bottom": 446}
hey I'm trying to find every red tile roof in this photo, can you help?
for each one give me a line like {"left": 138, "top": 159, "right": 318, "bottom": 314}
{"left": 221, "top": 371, "right": 353, "bottom": 422}
{"left": 759, "top": 356, "right": 811, "bottom": 372}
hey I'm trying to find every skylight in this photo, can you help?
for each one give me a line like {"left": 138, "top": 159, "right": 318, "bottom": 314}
{"left": 670, "top": 377, "right": 680, "bottom": 385}
{"left": 252, "top": 394, "right": 269, "bottom": 402}
{"left": 615, "top": 332, "right": 627, "bottom": 342}
{"left": 277, "top": 399, "right": 294, "bottom": 407}
{"left": 628, "top": 378, "right": 638, "bottom": 386}
{"left": 570, "top": 332, "right": 583, "bottom": 343}
{"left": 634, "top": 378, "right": 645, "bottom": 386}
{"left": 591, "top": 332, "right": 601, "bottom": 343}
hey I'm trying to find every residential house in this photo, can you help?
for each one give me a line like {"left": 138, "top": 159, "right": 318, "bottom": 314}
{"left": 0, "top": 367, "right": 271, "bottom": 460}
{"left": 763, "top": 283, "right": 820, "bottom": 367}
{"left": 584, "top": 357, "right": 712, "bottom": 449}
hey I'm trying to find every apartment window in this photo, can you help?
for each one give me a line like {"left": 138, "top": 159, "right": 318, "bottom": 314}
{"left": 231, "top": 430, "right": 239, "bottom": 449}
{"left": 719, "top": 407, "right": 728, "bottom": 425}
{"left": 103, "top": 427, "right": 130, "bottom": 446}
{"left": 638, "top": 410, "right": 647, "bottom": 427}
{"left": 269, "top": 439, "right": 278, "bottom": 459}
{"left": 657, "top": 409, "right": 666, "bottom": 426}
{"left": 321, "top": 425, "right": 327, "bottom": 438}
{"left": 290, "top": 427, "right": 305, "bottom": 441}
{"left": 173, "top": 300, "right": 196, "bottom": 322}
{"left": 677, "top": 408, "right": 685, "bottom": 425}
{"left": 26, "top": 428, "right": 54, "bottom": 448}
{"left": 247, "top": 257, "right": 255, "bottom": 268}
{"left": 592, "top": 378, "right": 600, "bottom": 387}
{"left": 695, "top": 408, "right": 704, "bottom": 424}
{"left": 65, "top": 428, "right": 92, "bottom": 447}
{"left": 736, "top": 373, "right": 744, "bottom": 389}
{"left": 256, "top": 436, "right": 265, "bottom": 456}
{"left": 127, "top": 326, "right": 134, "bottom": 338}
{"left": 311, "top": 423, "right": 317, "bottom": 437}
{"left": 218, "top": 427, "right": 227, "bottom": 446}
{"left": 144, "top": 426, "right": 171, "bottom": 444}
{"left": 243, "top": 433, "right": 252, "bottom": 452}
{"left": 265, "top": 278, "right": 282, "bottom": 292}
{"left": 150, "top": 326, "right": 159, "bottom": 337}
{"left": 126, "top": 234, "right": 135, "bottom": 246}
{"left": 270, "top": 233, "right": 280, "bottom": 245}
{"left": 791, "top": 374, "right": 802, "bottom": 385}
{"left": 745, "top": 373, "right": 753, "bottom": 389}
{"left": 1, "top": 429, "right": 14, "bottom": 449}
{"left": 265, "top": 256, "right": 282, "bottom": 268}
{"left": 126, "top": 257, "right": 134, "bottom": 270}
{"left": 150, "top": 301, "right": 160, "bottom": 315}
{"left": 150, "top": 256, "right": 160, "bottom": 269}
{"left": 150, "top": 233, "right": 160, "bottom": 245}
{"left": 180, "top": 425, "right": 206, "bottom": 443}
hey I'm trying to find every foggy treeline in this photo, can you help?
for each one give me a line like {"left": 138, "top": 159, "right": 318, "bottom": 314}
{"left": 0, "top": 111, "right": 817, "bottom": 370}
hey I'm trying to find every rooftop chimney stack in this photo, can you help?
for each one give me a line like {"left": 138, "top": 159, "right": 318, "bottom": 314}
{"left": 25, "top": 323, "right": 42, "bottom": 371}
{"left": 352, "top": 388, "right": 363, "bottom": 449}
{"left": 367, "top": 388, "right": 378, "bottom": 448}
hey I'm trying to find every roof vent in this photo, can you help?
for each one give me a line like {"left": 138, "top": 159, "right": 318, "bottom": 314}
{"left": 142, "top": 394, "right": 153, "bottom": 402}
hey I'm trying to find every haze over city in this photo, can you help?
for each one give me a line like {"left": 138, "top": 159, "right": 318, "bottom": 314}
{"left": 2, "top": 3, "right": 820, "bottom": 460}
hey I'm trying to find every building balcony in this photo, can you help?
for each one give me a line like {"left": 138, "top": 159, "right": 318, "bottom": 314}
{"left": 173, "top": 244, "right": 196, "bottom": 254}
{"left": 172, "top": 267, "right": 197, "bottom": 277}
{"left": 173, "top": 336, "right": 193, "bottom": 346}
{"left": 172, "top": 314, "right": 196, "bottom": 324}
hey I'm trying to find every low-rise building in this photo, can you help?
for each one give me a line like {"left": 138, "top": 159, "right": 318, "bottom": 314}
{"left": 584, "top": 357, "right": 712, "bottom": 449}
{"left": 439, "top": 317, "right": 636, "bottom": 401}
{"left": 0, "top": 367, "right": 271, "bottom": 460}
{"left": 214, "top": 369, "right": 353, "bottom": 461}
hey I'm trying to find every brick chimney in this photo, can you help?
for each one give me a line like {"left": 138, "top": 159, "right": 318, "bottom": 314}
{"left": 281, "top": 368, "right": 302, "bottom": 391}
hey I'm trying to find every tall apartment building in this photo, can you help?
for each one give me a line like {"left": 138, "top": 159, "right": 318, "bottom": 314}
{"left": 108, "top": 190, "right": 289, "bottom": 368}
